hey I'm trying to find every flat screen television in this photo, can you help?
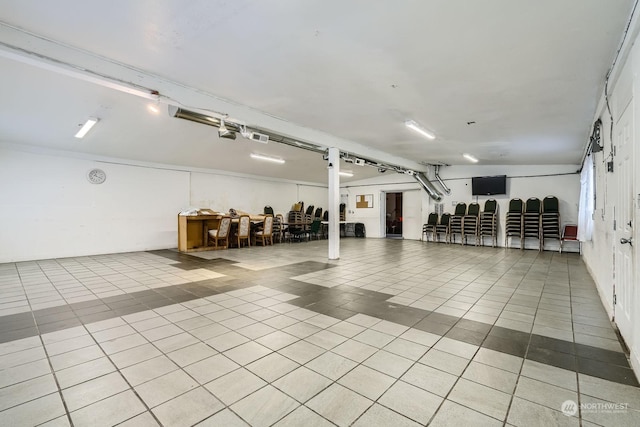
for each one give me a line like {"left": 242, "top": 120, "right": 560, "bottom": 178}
{"left": 471, "top": 175, "right": 507, "bottom": 196}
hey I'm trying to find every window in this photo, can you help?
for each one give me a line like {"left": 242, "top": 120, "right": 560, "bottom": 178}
{"left": 578, "top": 154, "right": 594, "bottom": 241}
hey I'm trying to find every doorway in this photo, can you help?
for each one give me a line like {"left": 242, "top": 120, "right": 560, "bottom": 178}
{"left": 613, "top": 100, "right": 635, "bottom": 343}
{"left": 385, "top": 192, "right": 403, "bottom": 238}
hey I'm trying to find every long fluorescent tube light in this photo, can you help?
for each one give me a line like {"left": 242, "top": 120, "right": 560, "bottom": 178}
{"left": 339, "top": 171, "right": 354, "bottom": 177}
{"left": 463, "top": 153, "right": 479, "bottom": 163}
{"left": 74, "top": 117, "right": 99, "bottom": 139}
{"left": 250, "top": 153, "right": 285, "bottom": 164}
{"left": 405, "top": 120, "right": 435, "bottom": 140}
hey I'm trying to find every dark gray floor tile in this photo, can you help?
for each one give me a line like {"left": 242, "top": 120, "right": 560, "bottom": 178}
{"left": 529, "top": 335, "right": 575, "bottom": 355}
{"left": 446, "top": 327, "right": 488, "bottom": 346}
{"left": 575, "top": 343, "right": 629, "bottom": 367}
{"left": 577, "top": 357, "right": 639, "bottom": 386}
{"left": 413, "top": 319, "right": 453, "bottom": 335}
{"left": 526, "top": 346, "right": 577, "bottom": 371}
{"left": 482, "top": 334, "right": 527, "bottom": 358}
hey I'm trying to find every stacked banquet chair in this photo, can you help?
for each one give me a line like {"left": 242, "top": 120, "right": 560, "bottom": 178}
{"left": 462, "top": 202, "right": 481, "bottom": 246}
{"left": 522, "top": 197, "right": 542, "bottom": 250}
{"left": 449, "top": 202, "right": 467, "bottom": 244}
{"left": 422, "top": 212, "right": 439, "bottom": 242}
{"left": 304, "top": 205, "right": 315, "bottom": 225}
{"left": 321, "top": 211, "right": 329, "bottom": 239}
{"left": 339, "top": 203, "right": 346, "bottom": 236}
{"left": 305, "top": 205, "right": 315, "bottom": 216}
{"left": 287, "top": 210, "right": 307, "bottom": 242}
{"left": 291, "top": 201, "right": 304, "bottom": 212}
{"left": 314, "top": 207, "right": 323, "bottom": 220}
{"left": 505, "top": 198, "right": 524, "bottom": 248}
{"left": 540, "top": 196, "right": 561, "bottom": 251}
{"left": 434, "top": 213, "right": 451, "bottom": 243}
{"left": 479, "top": 199, "right": 499, "bottom": 247}
{"left": 273, "top": 213, "right": 285, "bottom": 243}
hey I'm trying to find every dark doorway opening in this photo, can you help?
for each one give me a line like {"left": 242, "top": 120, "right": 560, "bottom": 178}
{"left": 386, "top": 192, "right": 403, "bottom": 238}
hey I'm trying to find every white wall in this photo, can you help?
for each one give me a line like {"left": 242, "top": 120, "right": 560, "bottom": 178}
{"left": 342, "top": 164, "right": 580, "bottom": 248}
{"left": 190, "top": 172, "right": 327, "bottom": 216}
{"left": 0, "top": 148, "right": 189, "bottom": 262}
{"left": 0, "top": 146, "right": 331, "bottom": 263}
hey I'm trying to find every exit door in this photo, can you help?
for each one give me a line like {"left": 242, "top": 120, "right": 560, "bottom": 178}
{"left": 614, "top": 101, "right": 635, "bottom": 342}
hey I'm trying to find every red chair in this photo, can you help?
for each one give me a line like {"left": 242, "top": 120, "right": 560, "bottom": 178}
{"left": 560, "top": 224, "right": 580, "bottom": 253}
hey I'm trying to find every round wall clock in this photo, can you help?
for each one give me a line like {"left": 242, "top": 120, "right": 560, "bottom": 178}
{"left": 87, "top": 168, "right": 107, "bottom": 184}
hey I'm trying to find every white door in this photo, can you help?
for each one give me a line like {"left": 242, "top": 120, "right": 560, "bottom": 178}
{"left": 403, "top": 190, "right": 422, "bottom": 240}
{"left": 614, "top": 100, "right": 635, "bottom": 342}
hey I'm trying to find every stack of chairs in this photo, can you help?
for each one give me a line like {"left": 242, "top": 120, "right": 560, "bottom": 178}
{"left": 479, "top": 199, "right": 498, "bottom": 247}
{"left": 422, "top": 213, "right": 438, "bottom": 242}
{"left": 273, "top": 213, "right": 285, "bottom": 243}
{"left": 522, "top": 197, "right": 542, "bottom": 250}
{"left": 505, "top": 198, "right": 524, "bottom": 248}
{"left": 321, "top": 211, "right": 329, "bottom": 239}
{"left": 540, "top": 196, "right": 561, "bottom": 251}
{"left": 435, "top": 213, "right": 451, "bottom": 243}
{"left": 449, "top": 203, "right": 467, "bottom": 244}
{"left": 462, "top": 203, "right": 481, "bottom": 245}
{"left": 287, "top": 211, "right": 307, "bottom": 242}
{"left": 304, "top": 205, "right": 315, "bottom": 223}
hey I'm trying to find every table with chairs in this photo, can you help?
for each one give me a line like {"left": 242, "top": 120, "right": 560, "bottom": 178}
{"left": 177, "top": 201, "right": 337, "bottom": 252}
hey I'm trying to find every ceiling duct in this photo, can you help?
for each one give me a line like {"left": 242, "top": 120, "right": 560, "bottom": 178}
{"left": 168, "top": 105, "right": 324, "bottom": 153}
{"left": 411, "top": 171, "right": 443, "bottom": 202}
{"left": 168, "top": 105, "right": 433, "bottom": 180}
{"left": 433, "top": 165, "right": 451, "bottom": 195}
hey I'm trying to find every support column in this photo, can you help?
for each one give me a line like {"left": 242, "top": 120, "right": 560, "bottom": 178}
{"left": 328, "top": 147, "right": 340, "bottom": 260}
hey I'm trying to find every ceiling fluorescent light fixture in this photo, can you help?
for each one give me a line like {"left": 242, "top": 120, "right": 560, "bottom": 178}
{"left": 339, "top": 171, "right": 354, "bottom": 177}
{"left": 463, "top": 153, "right": 479, "bottom": 163}
{"left": 250, "top": 153, "right": 285, "bottom": 164}
{"left": 74, "top": 117, "right": 99, "bottom": 139}
{"left": 405, "top": 120, "right": 435, "bottom": 140}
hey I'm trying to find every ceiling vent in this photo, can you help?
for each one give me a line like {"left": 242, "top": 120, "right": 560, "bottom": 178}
{"left": 249, "top": 132, "right": 269, "bottom": 144}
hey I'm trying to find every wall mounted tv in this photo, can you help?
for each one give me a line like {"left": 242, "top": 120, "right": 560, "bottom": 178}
{"left": 471, "top": 175, "right": 507, "bottom": 196}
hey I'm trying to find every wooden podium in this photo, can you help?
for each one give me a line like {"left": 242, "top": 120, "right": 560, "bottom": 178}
{"left": 177, "top": 211, "right": 223, "bottom": 252}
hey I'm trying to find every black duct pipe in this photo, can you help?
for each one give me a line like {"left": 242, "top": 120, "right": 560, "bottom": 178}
{"left": 413, "top": 172, "right": 443, "bottom": 202}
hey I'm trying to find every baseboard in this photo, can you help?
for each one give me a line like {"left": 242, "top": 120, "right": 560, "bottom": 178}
{"left": 631, "top": 347, "right": 640, "bottom": 382}
{"left": 582, "top": 254, "right": 614, "bottom": 320}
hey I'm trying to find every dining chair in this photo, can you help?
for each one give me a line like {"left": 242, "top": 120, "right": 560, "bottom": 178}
{"left": 237, "top": 215, "right": 251, "bottom": 248}
{"left": 208, "top": 216, "right": 231, "bottom": 249}
{"left": 255, "top": 215, "right": 274, "bottom": 246}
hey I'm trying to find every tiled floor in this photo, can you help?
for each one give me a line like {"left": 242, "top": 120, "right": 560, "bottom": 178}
{"left": 0, "top": 239, "right": 639, "bottom": 426}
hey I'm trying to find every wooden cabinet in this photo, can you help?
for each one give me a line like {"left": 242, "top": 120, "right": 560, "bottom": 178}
{"left": 177, "top": 214, "right": 222, "bottom": 252}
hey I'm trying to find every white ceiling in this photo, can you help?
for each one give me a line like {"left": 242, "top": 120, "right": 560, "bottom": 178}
{"left": 0, "top": 1, "right": 634, "bottom": 184}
